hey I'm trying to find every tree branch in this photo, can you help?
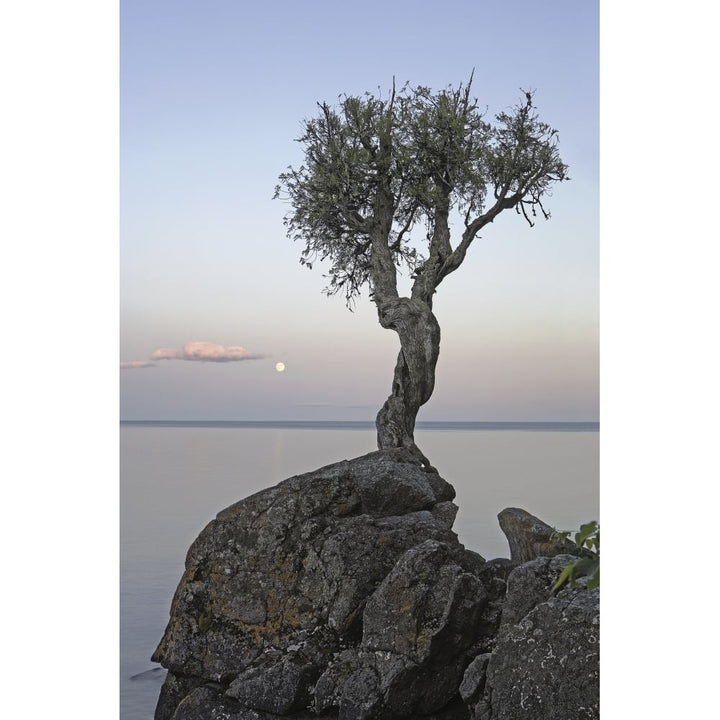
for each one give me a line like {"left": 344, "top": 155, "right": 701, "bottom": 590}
{"left": 391, "top": 200, "right": 420, "bottom": 251}
{"left": 437, "top": 192, "right": 520, "bottom": 283}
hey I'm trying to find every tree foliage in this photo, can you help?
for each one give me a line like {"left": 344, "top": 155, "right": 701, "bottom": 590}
{"left": 275, "top": 76, "right": 569, "bottom": 306}
{"left": 551, "top": 521, "right": 600, "bottom": 594}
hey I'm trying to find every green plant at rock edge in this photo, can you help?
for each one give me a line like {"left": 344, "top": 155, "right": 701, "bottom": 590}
{"left": 550, "top": 521, "right": 599, "bottom": 594}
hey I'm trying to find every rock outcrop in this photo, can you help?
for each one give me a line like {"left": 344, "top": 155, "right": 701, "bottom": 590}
{"left": 497, "top": 507, "right": 588, "bottom": 564}
{"left": 152, "top": 451, "right": 598, "bottom": 720}
{"left": 463, "top": 556, "right": 599, "bottom": 720}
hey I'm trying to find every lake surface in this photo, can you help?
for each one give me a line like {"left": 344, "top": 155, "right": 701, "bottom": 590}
{"left": 120, "top": 421, "right": 599, "bottom": 720}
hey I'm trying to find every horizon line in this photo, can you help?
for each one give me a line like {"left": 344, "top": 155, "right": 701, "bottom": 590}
{"left": 120, "top": 419, "right": 599, "bottom": 428}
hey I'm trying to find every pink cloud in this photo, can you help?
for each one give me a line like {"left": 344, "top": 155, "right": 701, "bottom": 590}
{"left": 150, "top": 341, "right": 266, "bottom": 363}
{"left": 120, "top": 360, "right": 155, "bottom": 369}
{"left": 149, "top": 347, "right": 183, "bottom": 361}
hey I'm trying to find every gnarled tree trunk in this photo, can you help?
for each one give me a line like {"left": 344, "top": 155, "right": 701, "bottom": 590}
{"left": 375, "top": 297, "right": 441, "bottom": 454}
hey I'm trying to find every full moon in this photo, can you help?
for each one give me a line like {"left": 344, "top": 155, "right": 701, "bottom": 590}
{"left": 275, "top": 362, "right": 286, "bottom": 372}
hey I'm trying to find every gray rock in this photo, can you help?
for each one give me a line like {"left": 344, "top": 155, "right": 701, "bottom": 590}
{"left": 431, "top": 500, "right": 460, "bottom": 528}
{"left": 153, "top": 450, "right": 469, "bottom": 720}
{"left": 461, "top": 554, "right": 599, "bottom": 720}
{"left": 338, "top": 666, "right": 383, "bottom": 720}
{"left": 498, "top": 554, "right": 580, "bottom": 629}
{"left": 225, "top": 648, "right": 320, "bottom": 714}
{"left": 312, "top": 648, "right": 359, "bottom": 715}
{"left": 471, "top": 559, "right": 514, "bottom": 653}
{"left": 497, "top": 508, "right": 588, "bottom": 563}
{"left": 459, "top": 653, "right": 490, "bottom": 705}
{"left": 317, "top": 540, "right": 488, "bottom": 718}
{"left": 361, "top": 540, "right": 486, "bottom": 664}
{"left": 154, "top": 672, "right": 204, "bottom": 720}
{"left": 171, "top": 684, "right": 316, "bottom": 720}
{"left": 152, "top": 450, "right": 598, "bottom": 720}
{"left": 480, "top": 585, "right": 599, "bottom": 720}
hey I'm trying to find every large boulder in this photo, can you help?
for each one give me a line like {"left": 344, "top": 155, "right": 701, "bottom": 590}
{"left": 315, "top": 539, "right": 488, "bottom": 718}
{"left": 152, "top": 449, "right": 483, "bottom": 720}
{"left": 463, "top": 556, "right": 600, "bottom": 720}
{"left": 151, "top": 454, "right": 599, "bottom": 720}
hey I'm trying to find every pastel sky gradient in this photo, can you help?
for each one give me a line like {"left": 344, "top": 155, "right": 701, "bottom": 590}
{"left": 120, "top": 0, "right": 599, "bottom": 421}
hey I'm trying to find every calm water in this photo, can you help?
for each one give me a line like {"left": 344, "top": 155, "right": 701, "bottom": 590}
{"left": 120, "top": 422, "right": 599, "bottom": 720}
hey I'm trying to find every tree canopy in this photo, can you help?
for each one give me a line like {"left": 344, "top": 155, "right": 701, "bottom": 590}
{"left": 275, "top": 77, "right": 568, "bottom": 307}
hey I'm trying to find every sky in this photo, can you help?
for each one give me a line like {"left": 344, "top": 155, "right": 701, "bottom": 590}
{"left": 120, "top": 0, "right": 599, "bottom": 421}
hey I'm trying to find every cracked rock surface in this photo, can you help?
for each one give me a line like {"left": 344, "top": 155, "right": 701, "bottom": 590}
{"left": 467, "top": 557, "right": 599, "bottom": 720}
{"left": 152, "top": 451, "right": 598, "bottom": 720}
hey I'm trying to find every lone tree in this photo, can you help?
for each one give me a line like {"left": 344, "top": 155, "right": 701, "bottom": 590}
{"left": 275, "top": 77, "right": 568, "bottom": 457}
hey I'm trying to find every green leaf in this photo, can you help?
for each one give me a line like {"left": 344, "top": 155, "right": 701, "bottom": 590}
{"left": 551, "top": 564, "right": 575, "bottom": 594}
{"left": 575, "top": 521, "right": 598, "bottom": 548}
{"left": 570, "top": 558, "right": 598, "bottom": 577}
{"left": 551, "top": 520, "right": 599, "bottom": 594}
{"left": 586, "top": 567, "right": 599, "bottom": 591}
